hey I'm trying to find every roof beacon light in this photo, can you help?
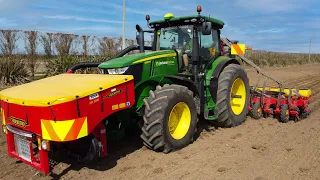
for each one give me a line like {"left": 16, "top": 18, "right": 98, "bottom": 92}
{"left": 197, "top": 5, "right": 202, "bottom": 14}
{"left": 164, "top": 13, "right": 174, "bottom": 20}
{"left": 146, "top": 14, "right": 151, "bottom": 28}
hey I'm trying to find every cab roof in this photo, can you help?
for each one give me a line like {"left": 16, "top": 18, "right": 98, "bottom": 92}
{"left": 149, "top": 14, "right": 225, "bottom": 29}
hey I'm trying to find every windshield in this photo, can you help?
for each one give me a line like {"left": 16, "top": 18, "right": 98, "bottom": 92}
{"left": 156, "top": 24, "right": 219, "bottom": 59}
{"left": 159, "top": 25, "right": 193, "bottom": 49}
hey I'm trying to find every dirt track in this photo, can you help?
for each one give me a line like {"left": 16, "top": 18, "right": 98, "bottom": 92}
{"left": 0, "top": 64, "right": 320, "bottom": 180}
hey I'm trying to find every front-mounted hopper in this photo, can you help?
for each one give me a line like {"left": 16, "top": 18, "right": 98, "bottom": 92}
{"left": 0, "top": 73, "right": 135, "bottom": 174}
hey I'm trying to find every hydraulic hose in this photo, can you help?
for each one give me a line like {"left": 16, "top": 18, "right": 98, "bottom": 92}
{"left": 66, "top": 62, "right": 101, "bottom": 73}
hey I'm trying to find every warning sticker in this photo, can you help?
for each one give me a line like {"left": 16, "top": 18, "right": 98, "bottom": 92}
{"left": 112, "top": 104, "right": 119, "bottom": 110}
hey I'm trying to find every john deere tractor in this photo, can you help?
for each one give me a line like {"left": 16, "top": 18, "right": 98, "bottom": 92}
{"left": 68, "top": 5, "right": 250, "bottom": 153}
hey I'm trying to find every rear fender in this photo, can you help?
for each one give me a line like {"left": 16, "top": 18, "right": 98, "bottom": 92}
{"left": 163, "top": 75, "right": 199, "bottom": 96}
{"left": 134, "top": 76, "right": 173, "bottom": 114}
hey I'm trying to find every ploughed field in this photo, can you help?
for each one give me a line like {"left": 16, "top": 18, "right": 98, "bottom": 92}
{"left": 0, "top": 63, "right": 320, "bottom": 180}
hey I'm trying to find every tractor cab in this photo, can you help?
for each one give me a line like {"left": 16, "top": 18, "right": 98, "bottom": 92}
{"left": 137, "top": 5, "right": 225, "bottom": 74}
{"left": 155, "top": 23, "right": 219, "bottom": 72}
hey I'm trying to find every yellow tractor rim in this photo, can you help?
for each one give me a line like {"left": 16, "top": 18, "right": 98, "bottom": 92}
{"left": 168, "top": 102, "right": 191, "bottom": 140}
{"left": 230, "top": 78, "right": 246, "bottom": 115}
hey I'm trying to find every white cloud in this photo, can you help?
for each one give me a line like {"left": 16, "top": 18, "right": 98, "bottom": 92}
{"left": 171, "top": 5, "right": 188, "bottom": 11}
{"left": 35, "top": 4, "right": 117, "bottom": 16}
{"left": 67, "top": 26, "right": 121, "bottom": 33}
{"left": 77, "top": 0, "right": 166, "bottom": 16}
{"left": 30, "top": 25, "right": 121, "bottom": 37}
{"left": 43, "top": 15, "right": 123, "bottom": 24}
{"left": 256, "top": 28, "right": 288, "bottom": 33}
{"left": 234, "top": 0, "right": 311, "bottom": 13}
{"left": 126, "top": 7, "right": 165, "bottom": 16}
{"left": 0, "top": 0, "right": 38, "bottom": 11}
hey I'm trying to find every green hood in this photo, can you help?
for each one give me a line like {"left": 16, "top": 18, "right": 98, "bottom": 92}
{"left": 98, "top": 50, "right": 176, "bottom": 69}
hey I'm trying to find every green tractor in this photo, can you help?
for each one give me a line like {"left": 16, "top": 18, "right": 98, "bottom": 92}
{"left": 68, "top": 5, "right": 250, "bottom": 153}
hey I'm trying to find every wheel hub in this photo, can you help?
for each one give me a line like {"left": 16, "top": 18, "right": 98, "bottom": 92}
{"left": 230, "top": 78, "right": 246, "bottom": 115}
{"left": 168, "top": 102, "right": 191, "bottom": 140}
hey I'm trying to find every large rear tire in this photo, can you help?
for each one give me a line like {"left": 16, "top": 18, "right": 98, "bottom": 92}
{"left": 215, "top": 64, "right": 250, "bottom": 127}
{"left": 140, "top": 84, "right": 198, "bottom": 153}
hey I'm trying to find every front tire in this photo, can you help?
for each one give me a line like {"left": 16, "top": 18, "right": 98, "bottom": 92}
{"left": 140, "top": 84, "right": 198, "bottom": 153}
{"left": 215, "top": 64, "right": 250, "bottom": 127}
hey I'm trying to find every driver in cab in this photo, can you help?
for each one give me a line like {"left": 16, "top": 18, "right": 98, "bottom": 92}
{"left": 181, "top": 29, "right": 193, "bottom": 74}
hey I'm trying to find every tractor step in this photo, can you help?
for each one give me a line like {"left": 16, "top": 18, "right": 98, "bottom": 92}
{"left": 204, "top": 110, "right": 217, "bottom": 120}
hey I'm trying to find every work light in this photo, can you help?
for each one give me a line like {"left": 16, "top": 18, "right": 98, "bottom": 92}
{"left": 107, "top": 66, "right": 129, "bottom": 74}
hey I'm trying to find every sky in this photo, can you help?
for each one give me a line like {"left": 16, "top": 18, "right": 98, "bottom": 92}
{"left": 0, "top": 0, "right": 319, "bottom": 53}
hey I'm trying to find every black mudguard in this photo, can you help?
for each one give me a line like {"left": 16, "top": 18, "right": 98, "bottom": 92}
{"left": 164, "top": 75, "right": 199, "bottom": 96}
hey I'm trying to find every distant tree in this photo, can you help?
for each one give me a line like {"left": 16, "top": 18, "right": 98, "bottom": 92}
{"left": 40, "top": 32, "right": 54, "bottom": 57}
{"left": 90, "top": 36, "right": 100, "bottom": 56}
{"left": 69, "top": 36, "right": 81, "bottom": 56}
{"left": 82, "top": 35, "right": 90, "bottom": 57}
{"left": 24, "top": 31, "right": 40, "bottom": 79}
{"left": 126, "top": 39, "right": 138, "bottom": 54}
{"left": 54, "top": 33, "right": 78, "bottom": 55}
{"left": 98, "top": 37, "right": 121, "bottom": 57}
{"left": 126, "top": 39, "right": 136, "bottom": 47}
{"left": 0, "top": 30, "right": 20, "bottom": 56}
{"left": 24, "top": 31, "right": 38, "bottom": 55}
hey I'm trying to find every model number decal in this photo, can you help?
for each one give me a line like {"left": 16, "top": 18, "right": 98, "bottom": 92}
{"left": 89, "top": 93, "right": 99, "bottom": 100}
{"left": 155, "top": 60, "right": 175, "bottom": 67}
{"left": 104, "top": 89, "right": 123, "bottom": 98}
{"left": 10, "top": 117, "right": 29, "bottom": 128}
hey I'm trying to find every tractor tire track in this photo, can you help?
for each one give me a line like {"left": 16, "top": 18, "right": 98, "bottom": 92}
{"left": 286, "top": 74, "right": 319, "bottom": 87}
{"left": 285, "top": 73, "right": 320, "bottom": 110}
{"left": 288, "top": 72, "right": 320, "bottom": 180}
{"left": 292, "top": 130, "right": 320, "bottom": 180}
{"left": 292, "top": 75, "right": 320, "bottom": 89}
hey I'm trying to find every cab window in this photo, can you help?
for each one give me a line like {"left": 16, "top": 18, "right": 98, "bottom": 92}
{"left": 159, "top": 30, "right": 179, "bottom": 49}
{"left": 199, "top": 29, "right": 219, "bottom": 60}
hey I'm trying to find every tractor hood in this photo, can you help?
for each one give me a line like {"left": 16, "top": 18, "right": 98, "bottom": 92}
{"left": 98, "top": 50, "right": 176, "bottom": 69}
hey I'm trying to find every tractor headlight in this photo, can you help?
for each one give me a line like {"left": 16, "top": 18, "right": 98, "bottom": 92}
{"left": 107, "top": 66, "right": 129, "bottom": 74}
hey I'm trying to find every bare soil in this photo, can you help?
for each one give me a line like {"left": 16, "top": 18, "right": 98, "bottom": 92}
{"left": 0, "top": 63, "right": 320, "bottom": 180}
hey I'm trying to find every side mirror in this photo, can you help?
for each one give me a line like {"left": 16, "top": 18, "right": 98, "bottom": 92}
{"left": 135, "top": 24, "right": 145, "bottom": 52}
{"left": 202, "top": 22, "right": 212, "bottom": 35}
{"left": 136, "top": 24, "right": 142, "bottom": 44}
{"left": 136, "top": 24, "right": 142, "bottom": 32}
{"left": 136, "top": 32, "right": 140, "bottom": 45}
